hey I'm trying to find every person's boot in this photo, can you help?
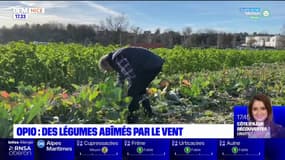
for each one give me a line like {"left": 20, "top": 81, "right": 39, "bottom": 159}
{"left": 127, "top": 96, "right": 140, "bottom": 123}
{"left": 127, "top": 112, "right": 138, "bottom": 124}
{"left": 141, "top": 97, "right": 153, "bottom": 117}
{"left": 129, "top": 96, "right": 140, "bottom": 112}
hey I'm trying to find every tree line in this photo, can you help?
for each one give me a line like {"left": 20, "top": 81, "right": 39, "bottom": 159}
{"left": 0, "top": 16, "right": 280, "bottom": 48}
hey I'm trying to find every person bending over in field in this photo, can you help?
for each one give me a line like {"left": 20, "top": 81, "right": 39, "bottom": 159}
{"left": 99, "top": 47, "right": 164, "bottom": 123}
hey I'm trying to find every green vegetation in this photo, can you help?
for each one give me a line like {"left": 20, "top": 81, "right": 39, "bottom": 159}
{"left": 1, "top": 42, "right": 285, "bottom": 137}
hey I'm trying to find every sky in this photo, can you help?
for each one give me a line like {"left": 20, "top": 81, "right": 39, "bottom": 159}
{"left": 0, "top": 1, "right": 284, "bottom": 34}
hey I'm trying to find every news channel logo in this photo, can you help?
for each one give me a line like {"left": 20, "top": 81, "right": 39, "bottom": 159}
{"left": 12, "top": 7, "right": 45, "bottom": 20}
{"left": 37, "top": 140, "right": 45, "bottom": 149}
{"left": 240, "top": 8, "right": 270, "bottom": 19}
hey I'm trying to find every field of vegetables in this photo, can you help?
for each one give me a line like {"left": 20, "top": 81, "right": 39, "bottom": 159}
{"left": 1, "top": 41, "right": 285, "bottom": 137}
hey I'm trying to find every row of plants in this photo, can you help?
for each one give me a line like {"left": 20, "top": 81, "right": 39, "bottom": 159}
{"left": 0, "top": 79, "right": 130, "bottom": 137}
{"left": 1, "top": 63, "right": 285, "bottom": 137}
{"left": 1, "top": 42, "right": 285, "bottom": 91}
{"left": 147, "top": 63, "right": 285, "bottom": 124}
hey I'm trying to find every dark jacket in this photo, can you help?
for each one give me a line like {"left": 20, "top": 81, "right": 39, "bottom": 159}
{"left": 247, "top": 121, "right": 285, "bottom": 138}
{"left": 270, "top": 122, "right": 285, "bottom": 138}
{"left": 107, "top": 47, "right": 164, "bottom": 85}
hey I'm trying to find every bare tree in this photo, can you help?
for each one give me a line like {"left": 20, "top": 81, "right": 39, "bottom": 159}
{"left": 105, "top": 15, "right": 129, "bottom": 31}
{"left": 143, "top": 30, "right": 152, "bottom": 44}
{"left": 153, "top": 28, "right": 161, "bottom": 43}
{"left": 102, "top": 14, "right": 129, "bottom": 45}
{"left": 182, "top": 27, "right": 192, "bottom": 38}
{"left": 130, "top": 26, "right": 142, "bottom": 44}
{"left": 232, "top": 34, "right": 238, "bottom": 48}
{"left": 278, "top": 34, "right": 285, "bottom": 49}
{"left": 161, "top": 29, "right": 181, "bottom": 48}
{"left": 217, "top": 34, "right": 225, "bottom": 48}
{"left": 182, "top": 27, "right": 192, "bottom": 47}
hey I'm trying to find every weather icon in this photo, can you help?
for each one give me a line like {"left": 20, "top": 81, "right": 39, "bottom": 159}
{"left": 101, "top": 146, "right": 108, "bottom": 154}
{"left": 262, "top": 10, "right": 270, "bottom": 17}
{"left": 37, "top": 140, "right": 45, "bottom": 149}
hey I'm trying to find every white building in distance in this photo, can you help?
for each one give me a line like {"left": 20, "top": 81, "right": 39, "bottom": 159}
{"left": 244, "top": 35, "right": 285, "bottom": 49}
